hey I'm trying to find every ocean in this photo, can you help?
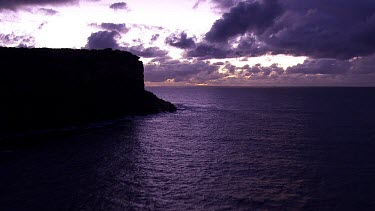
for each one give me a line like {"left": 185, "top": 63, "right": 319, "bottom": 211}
{"left": 1, "top": 87, "right": 375, "bottom": 210}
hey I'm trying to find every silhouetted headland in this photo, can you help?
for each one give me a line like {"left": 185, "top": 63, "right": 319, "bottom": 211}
{"left": 0, "top": 47, "right": 176, "bottom": 131}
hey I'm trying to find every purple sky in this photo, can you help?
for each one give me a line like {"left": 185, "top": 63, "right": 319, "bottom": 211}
{"left": 1, "top": 0, "right": 375, "bottom": 86}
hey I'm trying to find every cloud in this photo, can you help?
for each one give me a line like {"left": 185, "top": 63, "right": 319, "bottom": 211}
{"left": 90, "top": 23, "right": 130, "bottom": 33}
{"left": 223, "top": 62, "right": 236, "bottom": 73}
{"left": 85, "top": 30, "right": 121, "bottom": 50}
{"left": 85, "top": 30, "right": 168, "bottom": 58}
{"left": 150, "top": 55, "right": 375, "bottom": 85}
{"left": 83, "top": 29, "right": 375, "bottom": 85}
{"left": 201, "top": 0, "right": 375, "bottom": 60}
{"left": 128, "top": 45, "right": 168, "bottom": 58}
{"left": 0, "top": 0, "right": 77, "bottom": 10}
{"left": 145, "top": 59, "right": 223, "bottom": 83}
{"left": 258, "top": 0, "right": 375, "bottom": 59}
{"left": 165, "top": 32, "right": 196, "bottom": 49}
{"left": 109, "top": 2, "right": 128, "bottom": 10}
{"left": 130, "top": 24, "right": 164, "bottom": 31}
{"left": 206, "top": 57, "right": 375, "bottom": 86}
{"left": 150, "top": 56, "right": 173, "bottom": 63}
{"left": 186, "top": 43, "right": 232, "bottom": 59}
{"left": 193, "top": 0, "right": 241, "bottom": 10}
{"left": 237, "top": 63, "right": 284, "bottom": 76}
{"left": 211, "top": 0, "right": 241, "bottom": 9}
{"left": 38, "top": 8, "right": 58, "bottom": 15}
{"left": 150, "top": 34, "right": 160, "bottom": 42}
{"left": 286, "top": 59, "right": 350, "bottom": 75}
{"left": 205, "top": 0, "right": 283, "bottom": 43}
{"left": 0, "top": 33, "right": 35, "bottom": 47}
{"left": 192, "top": 0, "right": 202, "bottom": 9}
{"left": 38, "top": 21, "right": 48, "bottom": 29}
{"left": 101, "top": 23, "right": 129, "bottom": 33}
{"left": 187, "top": 34, "right": 272, "bottom": 59}
{"left": 350, "top": 54, "right": 375, "bottom": 74}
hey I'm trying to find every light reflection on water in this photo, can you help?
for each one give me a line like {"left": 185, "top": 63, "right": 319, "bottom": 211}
{"left": 1, "top": 87, "right": 375, "bottom": 210}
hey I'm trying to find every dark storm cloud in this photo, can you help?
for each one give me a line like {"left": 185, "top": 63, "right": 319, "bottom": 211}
{"left": 234, "top": 34, "right": 271, "bottom": 56}
{"left": 145, "top": 59, "right": 223, "bottom": 83}
{"left": 0, "top": 0, "right": 77, "bottom": 10}
{"left": 109, "top": 2, "right": 128, "bottom": 10}
{"left": 85, "top": 30, "right": 120, "bottom": 50}
{"left": 262, "top": 0, "right": 375, "bottom": 59}
{"left": 165, "top": 32, "right": 196, "bottom": 49}
{"left": 200, "top": 0, "right": 375, "bottom": 60}
{"left": 205, "top": 0, "right": 283, "bottom": 43}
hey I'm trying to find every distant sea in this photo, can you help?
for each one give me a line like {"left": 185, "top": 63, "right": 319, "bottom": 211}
{"left": 1, "top": 87, "right": 375, "bottom": 210}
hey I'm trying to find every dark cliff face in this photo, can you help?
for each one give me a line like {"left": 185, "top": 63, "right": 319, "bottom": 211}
{"left": 0, "top": 47, "right": 176, "bottom": 131}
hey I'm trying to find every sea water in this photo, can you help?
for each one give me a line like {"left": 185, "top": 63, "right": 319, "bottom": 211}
{"left": 1, "top": 87, "right": 375, "bottom": 210}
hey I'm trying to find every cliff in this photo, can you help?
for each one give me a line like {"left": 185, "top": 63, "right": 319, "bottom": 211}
{"left": 0, "top": 47, "right": 176, "bottom": 131}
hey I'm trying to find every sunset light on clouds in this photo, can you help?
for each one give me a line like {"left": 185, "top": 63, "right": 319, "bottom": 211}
{"left": 1, "top": 0, "right": 375, "bottom": 86}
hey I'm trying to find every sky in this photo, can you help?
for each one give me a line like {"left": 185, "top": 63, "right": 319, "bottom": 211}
{"left": 1, "top": 0, "right": 375, "bottom": 86}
